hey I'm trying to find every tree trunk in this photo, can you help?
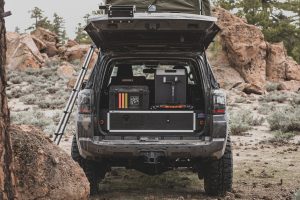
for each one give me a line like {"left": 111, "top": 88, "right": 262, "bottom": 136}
{"left": 0, "top": 0, "right": 17, "bottom": 199}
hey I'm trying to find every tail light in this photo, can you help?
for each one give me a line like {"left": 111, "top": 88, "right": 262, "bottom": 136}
{"left": 212, "top": 91, "right": 226, "bottom": 115}
{"left": 78, "top": 90, "right": 92, "bottom": 114}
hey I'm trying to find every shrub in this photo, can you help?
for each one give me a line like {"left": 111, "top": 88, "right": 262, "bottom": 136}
{"left": 265, "top": 82, "right": 280, "bottom": 92}
{"left": 267, "top": 106, "right": 300, "bottom": 133}
{"left": 25, "top": 68, "right": 40, "bottom": 76}
{"left": 235, "top": 97, "right": 247, "bottom": 104}
{"left": 10, "top": 76, "right": 23, "bottom": 84}
{"left": 37, "top": 98, "right": 66, "bottom": 109}
{"left": 292, "top": 95, "right": 300, "bottom": 105}
{"left": 229, "top": 109, "right": 265, "bottom": 135}
{"left": 23, "top": 75, "right": 37, "bottom": 84}
{"left": 47, "top": 87, "right": 59, "bottom": 94}
{"left": 263, "top": 92, "right": 288, "bottom": 103}
{"left": 230, "top": 110, "right": 250, "bottom": 135}
{"left": 45, "top": 58, "right": 61, "bottom": 68}
{"left": 268, "top": 131, "right": 297, "bottom": 143}
{"left": 20, "top": 94, "right": 37, "bottom": 105}
{"left": 11, "top": 111, "right": 50, "bottom": 129}
{"left": 257, "top": 103, "right": 275, "bottom": 115}
{"left": 251, "top": 116, "right": 265, "bottom": 126}
{"left": 8, "top": 87, "right": 23, "bottom": 98}
{"left": 40, "top": 67, "right": 57, "bottom": 78}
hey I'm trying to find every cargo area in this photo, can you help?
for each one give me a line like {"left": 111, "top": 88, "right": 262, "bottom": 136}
{"left": 97, "top": 59, "right": 207, "bottom": 135}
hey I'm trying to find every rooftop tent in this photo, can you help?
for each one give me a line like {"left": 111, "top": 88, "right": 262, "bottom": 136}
{"left": 105, "top": 0, "right": 211, "bottom": 16}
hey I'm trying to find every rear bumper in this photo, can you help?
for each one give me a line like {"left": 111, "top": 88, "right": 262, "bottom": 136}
{"left": 78, "top": 137, "right": 226, "bottom": 160}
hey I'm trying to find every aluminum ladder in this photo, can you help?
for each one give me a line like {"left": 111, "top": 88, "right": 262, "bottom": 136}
{"left": 54, "top": 45, "right": 96, "bottom": 145}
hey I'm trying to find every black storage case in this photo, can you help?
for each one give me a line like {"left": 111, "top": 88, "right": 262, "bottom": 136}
{"left": 155, "top": 69, "right": 187, "bottom": 105}
{"left": 109, "top": 85, "right": 150, "bottom": 110}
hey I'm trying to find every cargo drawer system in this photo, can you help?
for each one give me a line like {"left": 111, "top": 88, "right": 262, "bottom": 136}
{"left": 107, "top": 111, "right": 196, "bottom": 133}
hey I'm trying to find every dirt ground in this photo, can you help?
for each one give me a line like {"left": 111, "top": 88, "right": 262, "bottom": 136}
{"left": 7, "top": 69, "right": 300, "bottom": 200}
{"left": 81, "top": 129, "right": 299, "bottom": 200}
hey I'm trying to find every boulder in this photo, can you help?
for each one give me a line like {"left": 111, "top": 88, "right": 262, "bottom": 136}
{"left": 242, "top": 83, "right": 264, "bottom": 95}
{"left": 31, "top": 35, "right": 47, "bottom": 51}
{"left": 211, "top": 7, "right": 300, "bottom": 94}
{"left": 67, "top": 77, "right": 77, "bottom": 88}
{"left": 266, "top": 42, "right": 300, "bottom": 82}
{"left": 285, "top": 57, "right": 300, "bottom": 81}
{"left": 10, "top": 125, "right": 89, "bottom": 200}
{"left": 6, "top": 32, "right": 45, "bottom": 70}
{"left": 31, "top": 28, "right": 59, "bottom": 57}
{"left": 64, "top": 44, "right": 90, "bottom": 62}
{"left": 31, "top": 27, "right": 58, "bottom": 43}
{"left": 213, "top": 7, "right": 267, "bottom": 90}
{"left": 57, "top": 62, "right": 76, "bottom": 79}
{"left": 266, "top": 42, "right": 288, "bottom": 81}
{"left": 279, "top": 80, "right": 300, "bottom": 92}
{"left": 45, "top": 41, "right": 59, "bottom": 57}
{"left": 66, "top": 39, "right": 79, "bottom": 48}
{"left": 64, "top": 45, "right": 98, "bottom": 69}
{"left": 209, "top": 49, "right": 245, "bottom": 89}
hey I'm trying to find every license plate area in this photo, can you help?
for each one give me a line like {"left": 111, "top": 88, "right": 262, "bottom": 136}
{"left": 108, "top": 111, "right": 196, "bottom": 133}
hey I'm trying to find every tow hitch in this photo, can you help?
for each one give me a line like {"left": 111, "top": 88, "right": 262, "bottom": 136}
{"left": 141, "top": 151, "right": 165, "bottom": 164}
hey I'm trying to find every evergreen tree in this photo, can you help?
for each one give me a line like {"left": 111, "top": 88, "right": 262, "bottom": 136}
{"left": 29, "top": 7, "right": 44, "bottom": 29}
{"left": 212, "top": 0, "right": 235, "bottom": 10}
{"left": 52, "top": 13, "right": 68, "bottom": 43}
{"left": 75, "top": 22, "right": 91, "bottom": 44}
{"left": 14, "top": 26, "right": 20, "bottom": 33}
{"left": 28, "top": 7, "right": 53, "bottom": 30}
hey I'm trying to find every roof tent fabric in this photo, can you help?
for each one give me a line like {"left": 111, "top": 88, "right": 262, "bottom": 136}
{"left": 105, "top": 0, "right": 211, "bottom": 15}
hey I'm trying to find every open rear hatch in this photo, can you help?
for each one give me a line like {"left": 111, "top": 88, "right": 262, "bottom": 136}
{"left": 85, "top": 12, "right": 219, "bottom": 52}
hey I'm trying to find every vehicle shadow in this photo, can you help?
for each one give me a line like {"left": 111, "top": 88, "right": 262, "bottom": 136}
{"left": 90, "top": 168, "right": 218, "bottom": 200}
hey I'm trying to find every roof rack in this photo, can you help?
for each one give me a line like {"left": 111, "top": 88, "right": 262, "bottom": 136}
{"left": 99, "top": 4, "right": 136, "bottom": 17}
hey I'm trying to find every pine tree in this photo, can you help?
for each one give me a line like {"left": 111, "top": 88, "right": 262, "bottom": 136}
{"left": 74, "top": 13, "right": 94, "bottom": 44}
{"left": 52, "top": 13, "right": 67, "bottom": 43}
{"left": 14, "top": 26, "right": 20, "bottom": 33}
{"left": 29, "top": 7, "right": 44, "bottom": 29}
{"left": 212, "top": 0, "right": 235, "bottom": 10}
{"left": 75, "top": 22, "right": 91, "bottom": 44}
{"left": 28, "top": 7, "right": 53, "bottom": 31}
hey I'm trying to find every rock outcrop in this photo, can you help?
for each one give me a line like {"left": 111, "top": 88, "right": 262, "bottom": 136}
{"left": 10, "top": 125, "right": 90, "bottom": 200}
{"left": 31, "top": 28, "right": 59, "bottom": 57}
{"left": 211, "top": 7, "right": 300, "bottom": 93}
{"left": 63, "top": 44, "right": 98, "bottom": 68}
{"left": 57, "top": 62, "right": 76, "bottom": 79}
{"left": 6, "top": 32, "right": 45, "bottom": 70}
{"left": 64, "top": 44, "right": 90, "bottom": 62}
{"left": 212, "top": 7, "right": 267, "bottom": 94}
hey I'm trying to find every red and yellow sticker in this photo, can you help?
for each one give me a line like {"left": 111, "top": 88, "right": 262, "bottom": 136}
{"left": 118, "top": 93, "right": 128, "bottom": 109}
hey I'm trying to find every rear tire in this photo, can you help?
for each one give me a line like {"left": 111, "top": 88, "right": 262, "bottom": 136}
{"left": 71, "top": 136, "right": 107, "bottom": 195}
{"left": 203, "top": 137, "right": 233, "bottom": 196}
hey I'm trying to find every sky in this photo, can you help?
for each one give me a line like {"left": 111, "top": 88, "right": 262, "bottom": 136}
{"left": 5, "top": 0, "right": 104, "bottom": 39}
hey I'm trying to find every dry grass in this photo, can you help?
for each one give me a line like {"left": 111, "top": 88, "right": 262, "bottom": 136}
{"left": 229, "top": 110, "right": 265, "bottom": 135}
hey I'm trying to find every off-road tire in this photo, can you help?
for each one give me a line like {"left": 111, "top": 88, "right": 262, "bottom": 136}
{"left": 71, "top": 136, "right": 106, "bottom": 195}
{"left": 203, "top": 137, "right": 233, "bottom": 196}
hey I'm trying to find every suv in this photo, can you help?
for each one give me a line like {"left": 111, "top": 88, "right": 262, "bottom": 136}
{"left": 71, "top": 3, "right": 232, "bottom": 196}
